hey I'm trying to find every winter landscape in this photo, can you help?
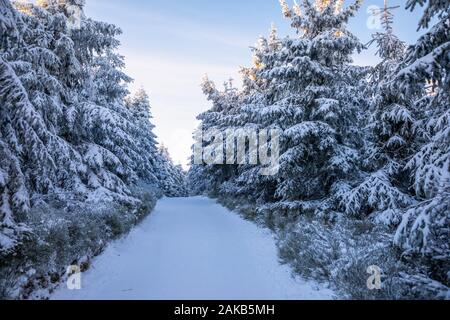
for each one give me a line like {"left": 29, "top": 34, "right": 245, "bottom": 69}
{"left": 0, "top": 0, "right": 449, "bottom": 301}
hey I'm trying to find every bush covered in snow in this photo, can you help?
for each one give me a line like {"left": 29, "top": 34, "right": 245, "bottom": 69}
{"left": 0, "top": 186, "right": 159, "bottom": 300}
{"left": 277, "top": 215, "right": 448, "bottom": 299}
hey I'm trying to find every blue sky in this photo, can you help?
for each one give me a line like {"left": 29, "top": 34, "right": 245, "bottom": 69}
{"left": 84, "top": 0, "right": 424, "bottom": 167}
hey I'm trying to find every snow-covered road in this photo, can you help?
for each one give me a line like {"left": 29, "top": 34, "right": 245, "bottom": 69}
{"left": 52, "top": 197, "right": 334, "bottom": 300}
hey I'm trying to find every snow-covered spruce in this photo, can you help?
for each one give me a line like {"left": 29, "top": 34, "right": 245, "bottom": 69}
{"left": 341, "top": 2, "right": 415, "bottom": 224}
{"left": 0, "top": 0, "right": 181, "bottom": 299}
{"left": 393, "top": 0, "right": 450, "bottom": 297}
{"left": 189, "top": 0, "right": 450, "bottom": 299}
{"left": 157, "top": 144, "right": 188, "bottom": 197}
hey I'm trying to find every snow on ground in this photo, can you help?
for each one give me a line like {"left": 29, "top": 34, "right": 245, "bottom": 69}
{"left": 52, "top": 197, "right": 335, "bottom": 300}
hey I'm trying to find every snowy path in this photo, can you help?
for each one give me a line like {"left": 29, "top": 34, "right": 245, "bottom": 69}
{"left": 52, "top": 197, "right": 334, "bottom": 300}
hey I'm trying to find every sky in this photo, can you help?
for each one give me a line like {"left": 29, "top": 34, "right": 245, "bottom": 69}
{"left": 84, "top": 0, "right": 425, "bottom": 168}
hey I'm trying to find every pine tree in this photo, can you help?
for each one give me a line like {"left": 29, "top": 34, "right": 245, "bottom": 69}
{"left": 0, "top": 0, "right": 189, "bottom": 298}
{"left": 251, "top": 0, "right": 366, "bottom": 218}
{"left": 393, "top": 0, "right": 450, "bottom": 293}
{"left": 340, "top": 1, "right": 415, "bottom": 224}
{"left": 0, "top": 55, "right": 33, "bottom": 256}
{"left": 0, "top": 0, "right": 166, "bottom": 257}
{"left": 221, "top": 25, "right": 283, "bottom": 205}
{"left": 190, "top": 75, "right": 244, "bottom": 197}
{"left": 126, "top": 88, "right": 159, "bottom": 185}
{"left": 186, "top": 0, "right": 450, "bottom": 299}
{"left": 191, "top": 0, "right": 368, "bottom": 218}
{"left": 158, "top": 145, "right": 188, "bottom": 197}
{"left": 0, "top": 0, "right": 18, "bottom": 38}
{"left": 0, "top": 0, "right": 81, "bottom": 255}
{"left": 65, "top": 1, "right": 138, "bottom": 197}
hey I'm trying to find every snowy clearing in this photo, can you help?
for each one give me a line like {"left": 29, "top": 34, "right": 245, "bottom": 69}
{"left": 51, "top": 197, "right": 335, "bottom": 300}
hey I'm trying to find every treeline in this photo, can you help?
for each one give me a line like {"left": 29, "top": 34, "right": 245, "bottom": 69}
{"left": 0, "top": 0, "right": 187, "bottom": 299}
{"left": 189, "top": 0, "right": 449, "bottom": 299}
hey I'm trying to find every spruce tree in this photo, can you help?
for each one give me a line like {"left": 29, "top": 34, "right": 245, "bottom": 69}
{"left": 191, "top": 76, "right": 244, "bottom": 196}
{"left": 158, "top": 145, "right": 188, "bottom": 197}
{"left": 252, "top": 0, "right": 366, "bottom": 218}
{"left": 125, "top": 88, "right": 160, "bottom": 186}
{"left": 0, "top": 0, "right": 168, "bottom": 256}
{"left": 0, "top": 0, "right": 81, "bottom": 255}
{"left": 393, "top": 0, "right": 450, "bottom": 294}
{"left": 341, "top": 1, "right": 415, "bottom": 223}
